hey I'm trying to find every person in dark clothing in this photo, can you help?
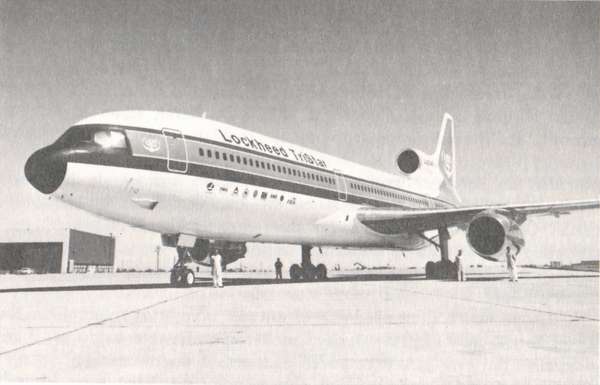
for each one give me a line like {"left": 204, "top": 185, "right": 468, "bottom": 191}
{"left": 275, "top": 258, "right": 283, "bottom": 281}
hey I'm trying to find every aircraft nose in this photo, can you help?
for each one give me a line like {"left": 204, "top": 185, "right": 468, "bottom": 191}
{"left": 24, "top": 146, "right": 67, "bottom": 194}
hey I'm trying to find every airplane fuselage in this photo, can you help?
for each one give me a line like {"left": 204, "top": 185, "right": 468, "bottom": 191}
{"left": 25, "top": 111, "right": 457, "bottom": 251}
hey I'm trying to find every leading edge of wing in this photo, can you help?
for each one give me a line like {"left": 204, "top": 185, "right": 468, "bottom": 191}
{"left": 356, "top": 199, "right": 600, "bottom": 234}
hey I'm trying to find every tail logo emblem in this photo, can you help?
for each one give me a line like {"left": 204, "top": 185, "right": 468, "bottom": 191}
{"left": 441, "top": 151, "right": 453, "bottom": 177}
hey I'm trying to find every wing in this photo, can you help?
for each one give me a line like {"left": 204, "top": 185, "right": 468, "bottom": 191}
{"left": 356, "top": 199, "right": 600, "bottom": 235}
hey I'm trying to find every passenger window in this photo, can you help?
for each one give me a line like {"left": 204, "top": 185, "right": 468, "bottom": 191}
{"left": 199, "top": 148, "right": 204, "bottom": 156}
{"left": 237, "top": 156, "right": 241, "bottom": 163}
{"left": 243, "top": 158, "right": 247, "bottom": 165}
{"left": 223, "top": 153, "right": 228, "bottom": 161}
{"left": 277, "top": 166, "right": 281, "bottom": 173}
{"left": 267, "top": 163, "right": 271, "bottom": 170}
{"left": 282, "top": 167, "right": 287, "bottom": 174}
{"left": 207, "top": 150, "right": 212, "bottom": 158}
{"left": 261, "top": 162, "right": 265, "bottom": 169}
{"left": 215, "top": 151, "right": 220, "bottom": 160}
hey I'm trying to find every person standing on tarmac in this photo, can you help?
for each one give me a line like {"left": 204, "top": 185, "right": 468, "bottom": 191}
{"left": 211, "top": 249, "right": 224, "bottom": 288}
{"left": 455, "top": 249, "right": 466, "bottom": 282}
{"left": 274, "top": 258, "right": 283, "bottom": 281}
{"left": 506, "top": 246, "right": 519, "bottom": 282}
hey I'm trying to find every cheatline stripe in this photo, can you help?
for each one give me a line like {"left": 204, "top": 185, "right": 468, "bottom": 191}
{"left": 75, "top": 123, "right": 454, "bottom": 206}
{"left": 70, "top": 154, "right": 425, "bottom": 209}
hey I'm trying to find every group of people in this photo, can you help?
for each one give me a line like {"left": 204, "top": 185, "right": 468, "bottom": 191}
{"left": 454, "top": 246, "right": 519, "bottom": 282}
{"left": 209, "top": 248, "right": 520, "bottom": 287}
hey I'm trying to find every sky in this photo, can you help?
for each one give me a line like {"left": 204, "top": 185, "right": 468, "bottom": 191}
{"left": 0, "top": 0, "right": 598, "bottom": 270}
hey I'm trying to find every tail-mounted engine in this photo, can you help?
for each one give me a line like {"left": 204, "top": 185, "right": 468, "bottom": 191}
{"left": 396, "top": 149, "right": 421, "bottom": 174}
{"left": 395, "top": 148, "right": 438, "bottom": 177}
{"left": 466, "top": 210, "right": 525, "bottom": 261}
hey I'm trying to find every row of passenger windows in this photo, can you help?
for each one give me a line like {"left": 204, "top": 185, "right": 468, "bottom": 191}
{"left": 196, "top": 145, "right": 432, "bottom": 207}
{"left": 349, "top": 182, "right": 428, "bottom": 206}
{"left": 198, "top": 147, "right": 336, "bottom": 185}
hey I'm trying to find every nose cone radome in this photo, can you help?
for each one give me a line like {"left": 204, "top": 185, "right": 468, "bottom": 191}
{"left": 24, "top": 146, "right": 67, "bottom": 194}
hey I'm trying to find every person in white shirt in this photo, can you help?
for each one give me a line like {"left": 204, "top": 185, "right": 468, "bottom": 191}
{"left": 506, "top": 246, "right": 518, "bottom": 282}
{"left": 211, "top": 249, "right": 224, "bottom": 288}
{"left": 455, "top": 249, "right": 466, "bottom": 282}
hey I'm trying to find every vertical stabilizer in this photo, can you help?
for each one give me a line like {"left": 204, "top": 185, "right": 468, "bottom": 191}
{"left": 433, "top": 113, "right": 460, "bottom": 203}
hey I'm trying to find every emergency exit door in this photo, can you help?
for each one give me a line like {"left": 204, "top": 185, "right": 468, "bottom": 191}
{"left": 334, "top": 170, "right": 347, "bottom": 201}
{"left": 162, "top": 128, "right": 188, "bottom": 173}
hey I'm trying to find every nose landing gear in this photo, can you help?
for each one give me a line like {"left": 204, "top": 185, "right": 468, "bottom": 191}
{"left": 170, "top": 246, "right": 201, "bottom": 287}
{"left": 289, "top": 245, "right": 328, "bottom": 281}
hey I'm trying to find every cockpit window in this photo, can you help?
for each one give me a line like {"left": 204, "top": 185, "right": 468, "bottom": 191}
{"left": 55, "top": 125, "right": 128, "bottom": 149}
{"left": 55, "top": 126, "right": 93, "bottom": 145}
{"left": 93, "top": 130, "right": 127, "bottom": 149}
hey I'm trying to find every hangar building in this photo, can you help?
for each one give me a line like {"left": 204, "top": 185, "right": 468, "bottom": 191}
{"left": 0, "top": 228, "right": 115, "bottom": 273}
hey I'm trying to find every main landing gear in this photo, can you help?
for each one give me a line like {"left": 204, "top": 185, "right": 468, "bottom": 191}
{"left": 289, "top": 245, "right": 328, "bottom": 282}
{"left": 424, "top": 227, "right": 457, "bottom": 280}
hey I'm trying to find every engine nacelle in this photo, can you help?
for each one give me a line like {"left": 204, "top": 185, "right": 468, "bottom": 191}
{"left": 396, "top": 149, "right": 422, "bottom": 174}
{"left": 466, "top": 211, "right": 525, "bottom": 261}
{"left": 216, "top": 241, "right": 247, "bottom": 265}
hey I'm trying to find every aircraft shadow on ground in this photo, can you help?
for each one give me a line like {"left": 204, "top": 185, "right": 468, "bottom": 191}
{"left": 0, "top": 272, "right": 597, "bottom": 293}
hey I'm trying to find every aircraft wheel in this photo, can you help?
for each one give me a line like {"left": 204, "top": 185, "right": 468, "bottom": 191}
{"left": 290, "top": 264, "right": 302, "bottom": 281}
{"left": 302, "top": 264, "right": 316, "bottom": 281}
{"left": 425, "top": 261, "right": 435, "bottom": 279}
{"left": 183, "top": 270, "right": 195, "bottom": 287}
{"left": 315, "top": 264, "right": 328, "bottom": 281}
{"left": 170, "top": 270, "right": 183, "bottom": 287}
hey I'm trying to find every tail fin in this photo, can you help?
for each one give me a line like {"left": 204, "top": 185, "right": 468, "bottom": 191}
{"left": 433, "top": 113, "right": 460, "bottom": 203}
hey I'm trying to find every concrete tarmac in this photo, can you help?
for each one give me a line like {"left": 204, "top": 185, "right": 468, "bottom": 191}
{"left": 0, "top": 269, "right": 598, "bottom": 384}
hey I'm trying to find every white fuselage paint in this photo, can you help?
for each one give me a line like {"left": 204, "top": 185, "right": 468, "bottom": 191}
{"left": 51, "top": 111, "right": 455, "bottom": 250}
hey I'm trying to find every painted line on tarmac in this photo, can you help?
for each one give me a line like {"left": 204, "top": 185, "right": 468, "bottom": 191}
{"left": 0, "top": 288, "right": 204, "bottom": 357}
{"left": 400, "top": 288, "right": 600, "bottom": 322}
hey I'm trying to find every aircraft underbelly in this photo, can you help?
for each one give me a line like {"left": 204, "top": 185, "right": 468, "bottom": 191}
{"left": 53, "top": 162, "right": 425, "bottom": 249}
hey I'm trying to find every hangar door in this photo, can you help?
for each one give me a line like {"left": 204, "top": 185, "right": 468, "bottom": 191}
{"left": 0, "top": 243, "right": 62, "bottom": 273}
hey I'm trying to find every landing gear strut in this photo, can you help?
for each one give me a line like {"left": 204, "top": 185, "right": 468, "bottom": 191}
{"left": 289, "top": 245, "right": 327, "bottom": 282}
{"left": 424, "top": 227, "right": 457, "bottom": 280}
{"left": 169, "top": 246, "right": 199, "bottom": 287}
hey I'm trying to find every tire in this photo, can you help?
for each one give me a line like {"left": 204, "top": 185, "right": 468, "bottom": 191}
{"left": 302, "top": 264, "right": 315, "bottom": 281}
{"left": 315, "top": 264, "right": 327, "bottom": 280}
{"left": 425, "top": 261, "right": 435, "bottom": 279}
{"left": 183, "top": 270, "right": 195, "bottom": 287}
{"left": 289, "top": 264, "right": 302, "bottom": 281}
{"left": 170, "top": 270, "right": 183, "bottom": 287}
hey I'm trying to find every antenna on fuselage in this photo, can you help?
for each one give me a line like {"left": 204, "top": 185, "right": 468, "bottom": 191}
{"left": 201, "top": 112, "right": 207, "bottom": 119}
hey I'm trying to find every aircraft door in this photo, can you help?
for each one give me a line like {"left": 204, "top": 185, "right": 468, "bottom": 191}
{"left": 162, "top": 128, "right": 188, "bottom": 173}
{"left": 334, "top": 170, "right": 347, "bottom": 201}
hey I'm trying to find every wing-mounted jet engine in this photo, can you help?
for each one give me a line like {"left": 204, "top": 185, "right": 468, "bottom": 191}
{"left": 161, "top": 234, "right": 247, "bottom": 286}
{"left": 466, "top": 210, "right": 525, "bottom": 262}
